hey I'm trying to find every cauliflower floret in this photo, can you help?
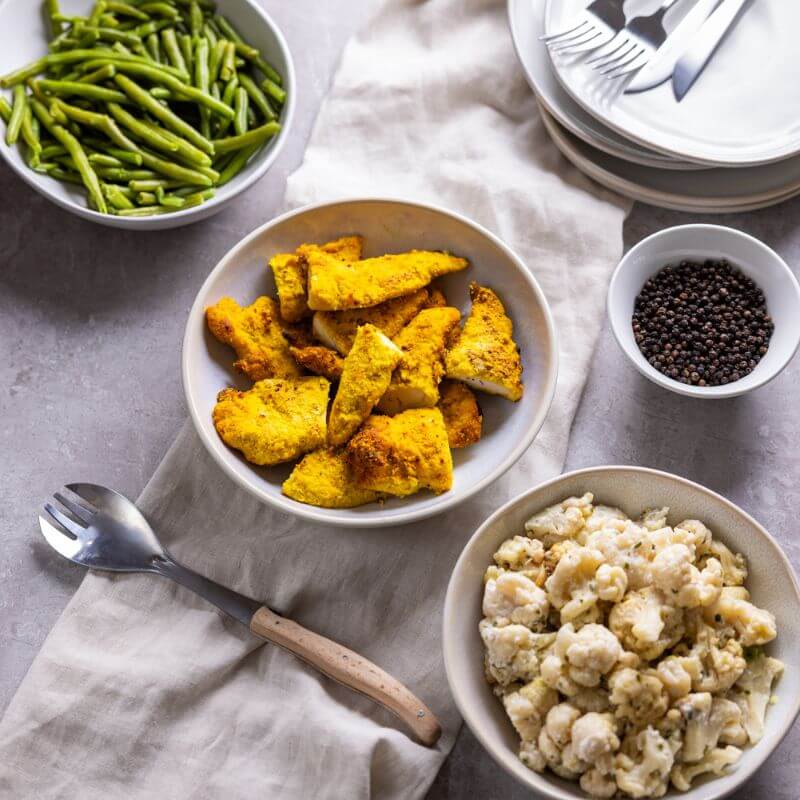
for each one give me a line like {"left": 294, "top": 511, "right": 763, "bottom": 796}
{"left": 541, "top": 624, "right": 621, "bottom": 695}
{"left": 525, "top": 493, "right": 593, "bottom": 548}
{"left": 584, "top": 526, "right": 651, "bottom": 591}
{"left": 483, "top": 571, "right": 550, "bottom": 630}
{"left": 615, "top": 727, "right": 674, "bottom": 798}
{"left": 639, "top": 507, "right": 669, "bottom": 531}
{"left": 570, "top": 686, "right": 612, "bottom": 713}
{"left": 656, "top": 655, "right": 701, "bottom": 700}
{"left": 698, "top": 538, "right": 747, "bottom": 586}
{"left": 703, "top": 586, "right": 776, "bottom": 646}
{"left": 596, "top": 563, "right": 628, "bottom": 602}
{"left": 677, "top": 694, "right": 744, "bottom": 762}
{"left": 479, "top": 621, "right": 554, "bottom": 686}
{"left": 608, "top": 588, "right": 684, "bottom": 660}
{"left": 502, "top": 678, "right": 559, "bottom": 742}
{"left": 580, "top": 768, "right": 617, "bottom": 799}
{"left": 670, "top": 746, "right": 741, "bottom": 791}
{"left": 730, "top": 653, "right": 784, "bottom": 744}
{"left": 674, "top": 519, "right": 712, "bottom": 552}
{"left": 537, "top": 706, "right": 588, "bottom": 780}
{"left": 545, "top": 702, "right": 582, "bottom": 746}
{"left": 494, "top": 535, "right": 545, "bottom": 571}
{"left": 545, "top": 547, "right": 604, "bottom": 623}
{"left": 571, "top": 712, "right": 620, "bottom": 763}
{"left": 584, "top": 505, "right": 628, "bottom": 534}
{"left": 686, "top": 625, "right": 747, "bottom": 693}
{"left": 651, "top": 544, "right": 722, "bottom": 608}
{"left": 609, "top": 667, "right": 669, "bottom": 725}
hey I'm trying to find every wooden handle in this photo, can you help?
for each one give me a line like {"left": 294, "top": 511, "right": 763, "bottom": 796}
{"left": 250, "top": 607, "right": 442, "bottom": 746}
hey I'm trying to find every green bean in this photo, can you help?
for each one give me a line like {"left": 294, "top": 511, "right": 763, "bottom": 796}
{"left": 129, "top": 178, "right": 183, "bottom": 191}
{"left": 213, "top": 15, "right": 242, "bottom": 45}
{"left": 136, "top": 190, "right": 157, "bottom": 204}
{"left": 219, "top": 41, "right": 236, "bottom": 83}
{"left": 182, "top": 186, "right": 214, "bottom": 207}
{"left": 135, "top": 19, "right": 171, "bottom": 37}
{"left": 215, "top": 75, "right": 238, "bottom": 136}
{"left": 0, "top": 96, "right": 11, "bottom": 123}
{"left": 145, "top": 33, "right": 160, "bottom": 63}
{"left": 46, "top": 0, "right": 64, "bottom": 36}
{"left": 237, "top": 72, "right": 275, "bottom": 122}
{"left": 112, "top": 41, "right": 133, "bottom": 55}
{"left": 77, "top": 64, "right": 116, "bottom": 83}
{"left": 95, "top": 166, "right": 158, "bottom": 180}
{"left": 89, "top": 152, "right": 126, "bottom": 167}
{"left": 149, "top": 86, "right": 171, "bottom": 99}
{"left": 6, "top": 86, "right": 28, "bottom": 145}
{"left": 203, "top": 22, "right": 218, "bottom": 48}
{"left": 136, "top": 117, "right": 212, "bottom": 166}
{"left": 50, "top": 98, "right": 139, "bottom": 151}
{"left": 41, "top": 143, "right": 68, "bottom": 159}
{"left": 82, "top": 138, "right": 143, "bottom": 165}
{"left": 161, "top": 28, "right": 187, "bottom": 73}
{"left": 30, "top": 98, "right": 107, "bottom": 212}
{"left": 158, "top": 191, "right": 186, "bottom": 208}
{"left": 46, "top": 165, "right": 85, "bottom": 185}
{"left": 103, "top": 182, "right": 135, "bottom": 208}
{"left": 189, "top": 1, "right": 203, "bottom": 36}
{"left": 81, "top": 26, "right": 141, "bottom": 47}
{"left": 106, "top": 2, "right": 148, "bottom": 21}
{"left": 114, "top": 73, "right": 212, "bottom": 155}
{"left": 233, "top": 86, "right": 248, "bottom": 137}
{"left": 20, "top": 106, "right": 43, "bottom": 158}
{"left": 178, "top": 33, "right": 193, "bottom": 73}
{"left": 213, "top": 121, "right": 279, "bottom": 153}
{"left": 114, "top": 205, "right": 175, "bottom": 216}
{"left": 194, "top": 37, "right": 210, "bottom": 137}
{"left": 99, "top": 14, "right": 120, "bottom": 28}
{"left": 232, "top": 41, "right": 281, "bottom": 86}
{"left": 88, "top": 1, "right": 107, "bottom": 28}
{"left": 37, "top": 79, "right": 128, "bottom": 103}
{"left": 209, "top": 39, "right": 227, "bottom": 84}
{"left": 261, "top": 77, "right": 286, "bottom": 106}
{"left": 216, "top": 141, "right": 259, "bottom": 186}
{"left": 139, "top": 2, "right": 180, "bottom": 20}
{"left": 106, "top": 101, "right": 178, "bottom": 152}
{"left": 137, "top": 148, "right": 214, "bottom": 185}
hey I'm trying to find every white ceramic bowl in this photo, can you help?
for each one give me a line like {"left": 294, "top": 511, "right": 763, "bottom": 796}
{"left": 182, "top": 197, "right": 558, "bottom": 528}
{"left": 443, "top": 466, "right": 800, "bottom": 800}
{"left": 0, "top": 0, "right": 295, "bottom": 230}
{"left": 608, "top": 225, "right": 800, "bottom": 399}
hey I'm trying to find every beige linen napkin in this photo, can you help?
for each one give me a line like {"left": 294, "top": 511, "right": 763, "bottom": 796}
{"left": 0, "top": 0, "right": 630, "bottom": 797}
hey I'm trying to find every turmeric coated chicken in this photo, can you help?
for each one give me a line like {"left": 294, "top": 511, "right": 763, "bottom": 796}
{"left": 213, "top": 377, "right": 330, "bottom": 466}
{"left": 282, "top": 448, "right": 384, "bottom": 508}
{"left": 312, "top": 288, "right": 430, "bottom": 355}
{"left": 378, "top": 307, "right": 461, "bottom": 414}
{"left": 328, "top": 324, "right": 403, "bottom": 446}
{"left": 206, "top": 296, "right": 301, "bottom": 381}
{"left": 346, "top": 408, "right": 453, "bottom": 496}
{"left": 269, "top": 236, "right": 363, "bottom": 323}
{"left": 438, "top": 380, "right": 482, "bottom": 448}
{"left": 306, "top": 249, "right": 469, "bottom": 311}
{"left": 444, "top": 283, "right": 524, "bottom": 401}
{"left": 289, "top": 345, "right": 344, "bottom": 381}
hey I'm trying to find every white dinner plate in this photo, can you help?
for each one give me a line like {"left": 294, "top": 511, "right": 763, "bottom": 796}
{"left": 507, "top": 0, "right": 702, "bottom": 171}
{"left": 539, "top": 103, "right": 800, "bottom": 213}
{"left": 546, "top": 0, "right": 800, "bottom": 166}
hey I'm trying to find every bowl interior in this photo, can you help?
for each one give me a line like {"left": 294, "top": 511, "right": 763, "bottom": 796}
{"left": 182, "top": 199, "right": 558, "bottom": 527}
{"left": 608, "top": 225, "right": 800, "bottom": 398}
{"left": 443, "top": 467, "right": 800, "bottom": 800}
{"left": 0, "top": 0, "right": 294, "bottom": 230}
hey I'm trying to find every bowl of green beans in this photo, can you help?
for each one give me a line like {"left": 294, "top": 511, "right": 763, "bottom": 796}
{"left": 0, "top": 0, "right": 295, "bottom": 229}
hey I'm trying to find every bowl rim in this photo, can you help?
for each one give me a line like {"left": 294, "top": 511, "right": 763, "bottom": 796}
{"left": 607, "top": 224, "right": 800, "bottom": 399}
{"left": 442, "top": 464, "right": 800, "bottom": 800}
{"left": 181, "top": 195, "right": 560, "bottom": 528}
{"left": 0, "top": 0, "right": 296, "bottom": 229}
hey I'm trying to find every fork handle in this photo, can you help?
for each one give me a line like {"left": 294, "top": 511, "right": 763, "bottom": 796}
{"left": 249, "top": 607, "right": 442, "bottom": 747}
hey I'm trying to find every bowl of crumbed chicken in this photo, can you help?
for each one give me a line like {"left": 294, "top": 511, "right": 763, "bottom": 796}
{"left": 182, "top": 198, "right": 558, "bottom": 526}
{"left": 443, "top": 467, "right": 800, "bottom": 799}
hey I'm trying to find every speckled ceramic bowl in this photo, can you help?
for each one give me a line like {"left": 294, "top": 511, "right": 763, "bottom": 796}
{"left": 443, "top": 466, "right": 800, "bottom": 800}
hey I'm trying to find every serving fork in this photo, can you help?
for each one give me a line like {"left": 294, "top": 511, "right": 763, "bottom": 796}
{"left": 39, "top": 483, "right": 442, "bottom": 746}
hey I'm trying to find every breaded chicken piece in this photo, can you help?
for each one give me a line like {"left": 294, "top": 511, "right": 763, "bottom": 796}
{"left": 444, "top": 283, "right": 524, "bottom": 401}
{"left": 426, "top": 286, "right": 448, "bottom": 307}
{"left": 378, "top": 307, "right": 461, "bottom": 414}
{"left": 206, "top": 296, "right": 301, "bottom": 381}
{"left": 213, "top": 377, "right": 329, "bottom": 466}
{"left": 438, "top": 380, "right": 482, "bottom": 448}
{"left": 306, "top": 249, "right": 469, "bottom": 311}
{"left": 283, "top": 448, "right": 383, "bottom": 508}
{"left": 290, "top": 345, "right": 344, "bottom": 381}
{"left": 270, "top": 236, "right": 363, "bottom": 323}
{"left": 312, "top": 288, "right": 430, "bottom": 354}
{"left": 346, "top": 409, "right": 453, "bottom": 496}
{"left": 328, "top": 324, "right": 403, "bottom": 446}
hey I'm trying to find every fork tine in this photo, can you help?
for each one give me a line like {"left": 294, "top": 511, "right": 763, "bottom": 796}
{"left": 586, "top": 35, "right": 628, "bottom": 65}
{"left": 546, "top": 23, "right": 597, "bottom": 49}
{"left": 592, "top": 41, "right": 636, "bottom": 71}
{"left": 54, "top": 488, "right": 96, "bottom": 523}
{"left": 600, "top": 47, "right": 644, "bottom": 76}
{"left": 44, "top": 501, "right": 86, "bottom": 536}
{"left": 539, "top": 20, "right": 589, "bottom": 43}
{"left": 549, "top": 29, "right": 602, "bottom": 53}
{"left": 39, "top": 515, "right": 82, "bottom": 558}
{"left": 607, "top": 53, "right": 648, "bottom": 79}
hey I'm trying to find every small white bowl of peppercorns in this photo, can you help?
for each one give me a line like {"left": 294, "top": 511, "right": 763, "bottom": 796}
{"left": 608, "top": 224, "right": 800, "bottom": 399}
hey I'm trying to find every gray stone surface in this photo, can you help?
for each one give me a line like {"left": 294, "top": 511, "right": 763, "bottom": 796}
{"left": 1, "top": 1, "right": 798, "bottom": 798}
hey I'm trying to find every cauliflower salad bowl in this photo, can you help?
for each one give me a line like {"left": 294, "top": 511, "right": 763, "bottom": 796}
{"left": 443, "top": 467, "right": 800, "bottom": 800}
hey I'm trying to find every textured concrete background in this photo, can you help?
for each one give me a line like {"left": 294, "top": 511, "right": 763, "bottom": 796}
{"left": 1, "top": 1, "right": 798, "bottom": 797}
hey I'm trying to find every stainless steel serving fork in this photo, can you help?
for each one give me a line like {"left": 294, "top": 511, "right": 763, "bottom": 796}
{"left": 540, "top": 0, "right": 628, "bottom": 54}
{"left": 39, "top": 483, "right": 442, "bottom": 746}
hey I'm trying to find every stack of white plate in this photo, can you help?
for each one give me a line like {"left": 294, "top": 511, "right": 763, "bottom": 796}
{"left": 508, "top": 0, "right": 800, "bottom": 212}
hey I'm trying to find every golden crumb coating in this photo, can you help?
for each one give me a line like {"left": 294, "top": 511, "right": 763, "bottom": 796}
{"left": 444, "top": 283, "right": 524, "bottom": 401}
{"left": 282, "top": 448, "right": 383, "bottom": 508}
{"left": 213, "top": 378, "right": 330, "bottom": 466}
{"left": 328, "top": 325, "right": 403, "bottom": 446}
{"left": 206, "top": 296, "right": 301, "bottom": 381}
{"left": 378, "top": 307, "right": 461, "bottom": 414}
{"left": 438, "top": 380, "right": 482, "bottom": 448}
{"left": 290, "top": 346, "right": 344, "bottom": 381}
{"left": 306, "top": 249, "right": 468, "bottom": 311}
{"left": 346, "top": 409, "right": 453, "bottom": 496}
{"left": 312, "top": 288, "right": 430, "bottom": 354}
{"left": 426, "top": 286, "right": 448, "bottom": 307}
{"left": 270, "top": 237, "right": 363, "bottom": 323}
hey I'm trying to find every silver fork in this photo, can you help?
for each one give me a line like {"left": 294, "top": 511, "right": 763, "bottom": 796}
{"left": 540, "top": 0, "right": 627, "bottom": 54}
{"left": 587, "top": 0, "right": 684, "bottom": 78}
{"left": 40, "top": 483, "right": 442, "bottom": 746}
